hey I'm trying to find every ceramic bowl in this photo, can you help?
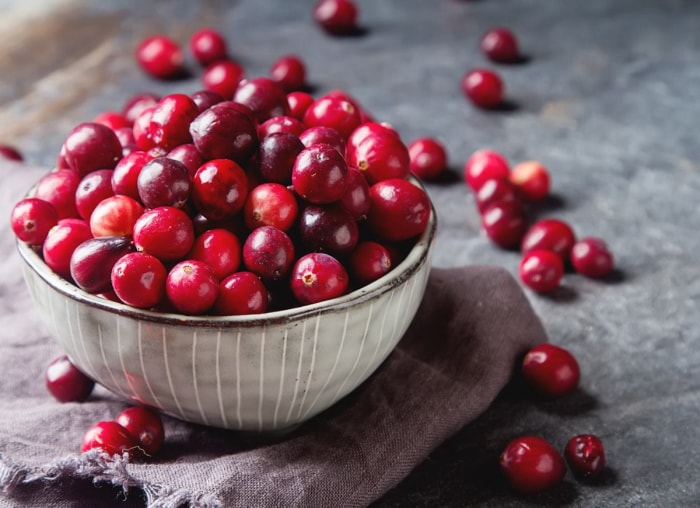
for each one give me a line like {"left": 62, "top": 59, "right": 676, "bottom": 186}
{"left": 17, "top": 195, "right": 437, "bottom": 432}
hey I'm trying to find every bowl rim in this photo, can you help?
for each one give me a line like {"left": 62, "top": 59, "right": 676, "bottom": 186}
{"left": 17, "top": 182, "right": 437, "bottom": 328}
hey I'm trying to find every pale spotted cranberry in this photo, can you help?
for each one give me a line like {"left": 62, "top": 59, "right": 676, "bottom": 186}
{"left": 10, "top": 198, "right": 59, "bottom": 246}
{"left": 500, "top": 436, "right": 566, "bottom": 494}
{"left": 214, "top": 271, "right": 270, "bottom": 315}
{"left": 564, "top": 434, "right": 606, "bottom": 479}
{"left": 45, "top": 354, "right": 94, "bottom": 403}
{"left": 133, "top": 206, "right": 195, "bottom": 262}
{"left": 270, "top": 54, "right": 307, "bottom": 92}
{"left": 189, "top": 28, "right": 229, "bottom": 67}
{"left": 115, "top": 406, "right": 165, "bottom": 457}
{"left": 81, "top": 421, "right": 137, "bottom": 456}
{"left": 366, "top": 179, "right": 431, "bottom": 242}
{"left": 187, "top": 228, "right": 241, "bottom": 280}
{"left": 570, "top": 237, "right": 614, "bottom": 278}
{"left": 244, "top": 182, "right": 299, "bottom": 231}
{"left": 521, "top": 343, "right": 580, "bottom": 399}
{"left": 43, "top": 219, "right": 93, "bottom": 280}
{"left": 350, "top": 241, "right": 392, "bottom": 284}
{"left": 510, "top": 160, "right": 551, "bottom": 201}
{"left": 111, "top": 251, "right": 167, "bottom": 309}
{"left": 193, "top": 158, "right": 248, "bottom": 220}
{"left": 519, "top": 249, "right": 564, "bottom": 293}
{"left": 461, "top": 69, "right": 504, "bottom": 109}
{"left": 201, "top": 60, "right": 245, "bottom": 100}
{"left": 407, "top": 137, "right": 448, "bottom": 181}
{"left": 313, "top": 0, "right": 360, "bottom": 36}
{"left": 89, "top": 195, "right": 144, "bottom": 237}
{"left": 290, "top": 252, "right": 348, "bottom": 305}
{"left": 135, "top": 35, "right": 185, "bottom": 80}
{"left": 464, "top": 149, "right": 510, "bottom": 191}
{"left": 232, "top": 77, "right": 290, "bottom": 123}
{"left": 34, "top": 169, "right": 81, "bottom": 219}
{"left": 69, "top": 236, "right": 134, "bottom": 294}
{"left": 287, "top": 91, "right": 315, "bottom": 120}
{"left": 481, "top": 27, "right": 521, "bottom": 63}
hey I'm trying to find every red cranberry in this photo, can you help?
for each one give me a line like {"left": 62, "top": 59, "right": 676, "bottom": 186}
{"left": 298, "top": 125, "right": 346, "bottom": 155}
{"left": 346, "top": 121, "right": 400, "bottom": 154}
{"left": 89, "top": 195, "right": 144, "bottom": 238}
{"left": 187, "top": 228, "right": 241, "bottom": 280}
{"left": 522, "top": 343, "right": 580, "bottom": 399}
{"left": 43, "top": 219, "right": 93, "bottom": 280}
{"left": 112, "top": 151, "right": 152, "bottom": 199}
{"left": 481, "top": 201, "right": 528, "bottom": 249}
{"left": 461, "top": 68, "right": 504, "bottom": 109}
{"left": 313, "top": 0, "right": 360, "bottom": 35}
{"left": 0, "top": 143, "right": 23, "bottom": 161}
{"left": 287, "top": 91, "right": 315, "bottom": 120}
{"left": 10, "top": 198, "right": 59, "bottom": 246}
{"left": 122, "top": 93, "right": 160, "bottom": 123}
{"left": 244, "top": 183, "right": 299, "bottom": 232}
{"left": 258, "top": 115, "right": 306, "bottom": 139}
{"left": 70, "top": 236, "right": 134, "bottom": 294}
{"left": 189, "top": 101, "right": 259, "bottom": 163}
{"left": 201, "top": 60, "right": 245, "bottom": 100}
{"left": 189, "top": 28, "right": 229, "bottom": 67}
{"left": 464, "top": 149, "right": 510, "bottom": 191}
{"left": 232, "top": 77, "right": 290, "bottom": 123}
{"left": 350, "top": 241, "right": 392, "bottom": 284}
{"left": 570, "top": 237, "right": 614, "bottom": 278}
{"left": 257, "top": 132, "right": 305, "bottom": 184}
{"left": 407, "top": 137, "right": 448, "bottom": 181}
{"left": 481, "top": 27, "right": 521, "bottom": 63}
{"left": 115, "top": 406, "right": 165, "bottom": 457}
{"left": 214, "top": 271, "right": 270, "bottom": 315}
{"left": 190, "top": 89, "right": 225, "bottom": 113}
{"left": 366, "top": 179, "right": 431, "bottom": 242}
{"left": 564, "top": 434, "right": 606, "bottom": 479}
{"left": 298, "top": 204, "right": 359, "bottom": 256}
{"left": 521, "top": 219, "right": 576, "bottom": 261}
{"left": 166, "top": 260, "right": 219, "bottom": 314}
{"left": 111, "top": 252, "right": 167, "bottom": 309}
{"left": 475, "top": 177, "right": 519, "bottom": 213}
{"left": 290, "top": 252, "right": 349, "bottom": 305}
{"left": 292, "top": 143, "right": 349, "bottom": 204}
{"left": 92, "top": 111, "right": 131, "bottom": 131}
{"left": 500, "top": 436, "right": 567, "bottom": 494}
{"left": 137, "top": 157, "right": 191, "bottom": 209}
{"left": 510, "top": 160, "right": 551, "bottom": 201}
{"left": 193, "top": 158, "right": 248, "bottom": 219}
{"left": 166, "top": 144, "right": 204, "bottom": 178}
{"left": 243, "top": 226, "right": 296, "bottom": 281}
{"left": 63, "top": 122, "right": 123, "bottom": 177}
{"left": 270, "top": 54, "right": 307, "bottom": 92}
{"left": 45, "top": 354, "right": 94, "bottom": 403}
{"left": 81, "top": 421, "right": 137, "bottom": 456}
{"left": 303, "top": 95, "right": 362, "bottom": 140}
{"left": 347, "top": 130, "right": 411, "bottom": 184}
{"left": 149, "top": 94, "right": 198, "bottom": 150}
{"left": 133, "top": 206, "right": 195, "bottom": 262}
{"left": 75, "top": 169, "right": 115, "bottom": 221}
{"left": 132, "top": 106, "right": 157, "bottom": 151}
{"left": 519, "top": 249, "right": 564, "bottom": 293}
{"left": 135, "top": 35, "right": 185, "bottom": 80}
{"left": 338, "top": 166, "right": 371, "bottom": 220}
{"left": 34, "top": 169, "right": 81, "bottom": 219}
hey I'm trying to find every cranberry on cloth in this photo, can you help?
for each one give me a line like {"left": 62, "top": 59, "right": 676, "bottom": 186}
{"left": 0, "top": 161, "right": 545, "bottom": 508}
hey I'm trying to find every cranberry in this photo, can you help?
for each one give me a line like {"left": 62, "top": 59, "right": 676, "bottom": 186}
{"left": 214, "top": 271, "right": 270, "bottom": 315}
{"left": 135, "top": 35, "right": 185, "bottom": 80}
{"left": 522, "top": 343, "right": 580, "bottom": 399}
{"left": 258, "top": 115, "right": 306, "bottom": 139}
{"left": 45, "top": 354, "right": 94, "bottom": 402}
{"left": 521, "top": 219, "right": 576, "bottom": 261}
{"left": 187, "top": 228, "right": 241, "bottom": 280}
{"left": 93, "top": 111, "right": 131, "bottom": 131}
{"left": 350, "top": 241, "right": 392, "bottom": 284}
{"left": 189, "top": 101, "right": 258, "bottom": 163}
{"left": 89, "top": 195, "right": 144, "bottom": 237}
{"left": 464, "top": 149, "right": 510, "bottom": 191}
{"left": 149, "top": 94, "right": 198, "bottom": 150}
{"left": 42, "top": 219, "right": 93, "bottom": 280}
{"left": 290, "top": 252, "right": 348, "bottom": 305}
{"left": 347, "top": 130, "right": 411, "bottom": 184}
{"left": 338, "top": 166, "right": 371, "bottom": 220}
{"left": 122, "top": 93, "right": 160, "bottom": 123}
{"left": 570, "top": 237, "right": 614, "bottom": 278}
{"left": 461, "top": 69, "right": 504, "bottom": 109}
{"left": 201, "top": 60, "right": 245, "bottom": 100}
{"left": 232, "top": 77, "right": 290, "bottom": 123}
{"left": 346, "top": 121, "right": 400, "bottom": 154}
{"left": 115, "top": 406, "right": 165, "bottom": 457}
{"left": 407, "top": 137, "right": 448, "bottom": 181}
{"left": 81, "top": 421, "right": 137, "bottom": 456}
{"left": 189, "top": 28, "right": 229, "bottom": 67}
{"left": 193, "top": 158, "right": 248, "bottom": 219}
{"left": 292, "top": 144, "right": 349, "bottom": 204}
{"left": 133, "top": 206, "right": 195, "bottom": 262}
{"left": 132, "top": 106, "right": 157, "bottom": 151}
{"left": 298, "top": 125, "right": 346, "bottom": 155}
{"left": 303, "top": 95, "right": 362, "bottom": 140}
{"left": 115, "top": 127, "right": 138, "bottom": 156}
{"left": 244, "top": 182, "right": 299, "bottom": 232}
{"left": 112, "top": 151, "right": 152, "bottom": 199}
{"left": 313, "top": 0, "right": 360, "bottom": 35}
{"left": 519, "top": 249, "right": 564, "bottom": 293}
{"left": 190, "top": 89, "right": 225, "bottom": 113}
{"left": 111, "top": 252, "right": 167, "bottom": 309}
{"left": 270, "top": 54, "right": 307, "bottom": 92}
{"left": 287, "top": 91, "right": 315, "bottom": 120}
{"left": 475, "top": 177, "right": 519, "bottom": 213}
{"left": 70, "top": 236, "right": 134, "bottom": 294}
{"left": 137, "top": 157, "right": 191, "bottom": 209}
{"left": 10, "top": 198, "right": 59, "bottom": 246}
{"left": 63, "top": 123, "right": 120, "bottom": 178}
{"left": 564, "top": 434, "right": 606, "bottom": 479}
{"left": 0, "top": 143, "right": 23, "bottom": 161}
{"left": 298, "top": 204, "right": 359, "bottom": 256}
{"left": 75, "top": 169, "right": 115, "bottom": 220}
{"left": 499, "top": 436, "right": 567, "bottom": 494}
{"left": 510, "top": 160, "right": 551, "bottom": 201}
{"left": 481, "top": 201, "right": 528, "bottom": 249}
{"left": 366, "top": 178, "right": 431, "bottom": 242}
{"left": 166, "top": 144, "right": 204, "bottom": 178}
{"left": 257, "top": 132, "right": 305, "bottom": 184}
{"left": 242, "top": 226, "right": 295, "bottom": 281}
{"left": 481, "top": 27, "right": 521, "bottom": 63}
{"left": 166, "top": 260, "right": 219, "bottom": 314}
{"left": 34, "top": 169, "right": 81, "bottom": 219}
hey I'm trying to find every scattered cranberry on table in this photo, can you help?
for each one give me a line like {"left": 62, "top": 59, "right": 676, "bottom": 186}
{"left": 201, "top": 60, "right": 245, "bottom": 100}
{"left": 270, "top": 54, "right": 307, "bottom": 92}
{"left": 499, "top": 435, "right": 567, "bottom": 494}
{"left": 135, "top": 35, "right": 186, "bottom": 80}
{"left": 519, "top": 249, "right": 564, "bottom": 293}
{"left": 521, "top": 343, "right": 580, "bottom": 399}
{"left": 464, "top": 149, "right": 510, "bottom": 192}
{"left": 45, "top": 354, "right": 95, "bottom": 403}
{"left": 510, "top": 160, "right": 551, "bottom": 202}
{"left": 115, "top": 406, "right": 165, "bottom": 458}
{"left": 189, "top": 28, "right": 229, "bottom": 67}
{"left": 407, "top": 137, "right": 448, "bottom": 181}
{"left": 564, "top": 434, "right": 606, "bottom": 479}
{"left": 521, "top": 219, "right": 577, "bottom": 262}
{"left": 570, "top": 237, "right": 615, "bottom": 278}
{"left": 461, "top": 68, "right": 505, "bottom": 109}
{"left": 313, "top": 0, "right": 360, "bottom": 36}
{"left": 481, "top": 27, "right": 521, "bottom": 64}
{"left": 0, "top": 143, "right": 23, "bottom": 161}
{"left": 81, "top": 421, "right": 138, "bottom": 456}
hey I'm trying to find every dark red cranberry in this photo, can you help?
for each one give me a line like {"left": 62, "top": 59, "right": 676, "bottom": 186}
{"left": 187, "top": 228, "right": 241, "bottom": 280}
{"left": 34, "top": 169, "right": 80, "bottom": 219}
{"left": 242, "top": 226, "right": 295, "bottom": 281}
{"left": 290, "top": 252, "right": 348, "bottom": 305}
{"left": 521, "top": 219, "right": 576, "bottom": 261}
{"left": 298, "top": 125, "right": 346, "bottom": 155}
{"left": 133, "top": 206, "right": 195, "bottom": 262}
{"left": 70, "top": 236, "right": 134, "bottom": 294}
{"left": 366, "top": 178, "right": 431, "bottom": 242}
{"left": 42, "top": 219, "right": 93, "bottom": 280}
{"left": 137, "top": 157, "right": 191, "bottom": 209}
{"left": 347, "top": 130, "right": 411, "bottom": 184}
{"left": 214, "top": 271, "right": 270, "bottom": 315}
{"left": 313, "top": 0, "right": 360, "bottom": 35}
{"left": 519, "top": 249, "right": 564, "bottom": 293}
{"left": 190, "top": 89, "right": 225, "bottom": 113}
{"left": 298, "top": 204, "right": 359, "bottom": 256}
{"left": 244, "top": 182, "right": 299, "bottom": 231}
{"left": 464, "top": 149, "right": 510, "bottom": 191}
{"left": 122, "top": 93, "right": 160, "bottom": 123}
{"left": 461, "top": 69, "right": 504, "bottom": 109}
{"left": 62, "top": 122, "right": 123, "bottom": 177}
{"left": 292, "top": 143, "right": 349, "bottom": 204}
{"left": 564, "top": 434, "right": 606, "bottom": 479}
{"left": 287, "top": 91, "right": 315, "bottom": 120}
{"left": 10, "top": 198, "right": 59, "bottom": 246}
{"left": 510, "top": 160, "right": 550, "bottom": 201}
{"left": 407, "top": 137, "right": 448, "bottom": 181}
{"left": 89, "top": 195, "right": 144, "bottom": 237}
{"left": 166, "top": 260, "right": 219, "bottom": 314}
{"left": 257, "top": 132, "right": 305, "bottom": 184}
{"left": 258, "top": 115, "right": 306, "bottom": 139}
{"left": 570, "top": 237, "right": 614, "bottom": 278}
{"left": 480, "top": 201, "right": 528, "bottom": 249}
{"left": 481, "top": 27, "right": 521, "bottom": 63}
{"left": 189, "top": 28, "right": 229, "bottom": 67}
{"left": 232, "top": 77, "right": 290, "bottom": 123}
{"left": 81, "top": 421, "right": 137, "bottom": 456}
{"left": 45, "top": 354, "right": 94, "bottom": 403}
{"left": 522, "top": 343, "right": 580, "bottom": 399}
{"left": 92, "top": 111, "right": 131, "bottom": 131}
{"left": 189, "top": 101, "right": 259, "bottom": 163}
{"left": 149, "top": 94, "right": 199, "bottom": 150}
{"left": 135, "top": 35, "right": 185, "bottom": 80}
{"left": 270, "top": 54, "right": 307, "bottom": 92}
{"left": 0, "top": 143, "right": 23, "bottom": 161}
{"left": 115, "top": 406, "right": 165, "bottom": 457}
{"left": 193, "top": 158, "right": 248, "bottom": 219}
{"left": 338, "top": 166, "right": 371, "bottom": 220}
{"left": 201, "top": 60, "right": 245, "bottom": 100}
{"left": 166, "top": 144, "right": 204, "bottom": 178}
{"left": 112, "top": 150, "right": 152, "bottom": 199}
{"left": 475, "top": 177, "right": 519, "bottom": 213}
{"left": 500, "top": 436, "right": 567, "bottom": 494}
{"left": 303, "top": 95, "right": 362, "bottom": 140}
{"left": 350, "top": 241, "right": 392, "bottom": 284}
{"left": 111, "top": 251, "right": 167, "bottom": 309}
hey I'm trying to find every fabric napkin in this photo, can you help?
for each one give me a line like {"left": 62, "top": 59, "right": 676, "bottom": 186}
{"left": 0, "top": 161, "right": 546, "bottom": 508}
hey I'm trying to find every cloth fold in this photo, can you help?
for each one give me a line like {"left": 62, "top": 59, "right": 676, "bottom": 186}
{"left": 0, "top": 161, "right": 546, "bottom": 508}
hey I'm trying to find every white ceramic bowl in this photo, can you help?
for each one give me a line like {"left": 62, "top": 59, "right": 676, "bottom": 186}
{"left": 18, "top": 195, "right": 437, "bottom": 432}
